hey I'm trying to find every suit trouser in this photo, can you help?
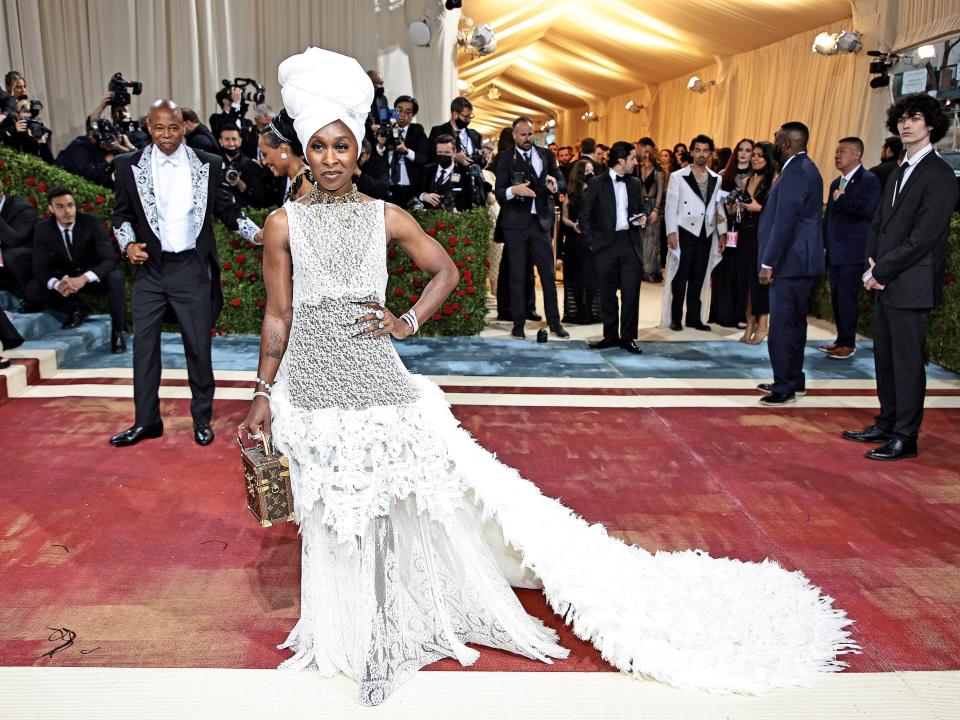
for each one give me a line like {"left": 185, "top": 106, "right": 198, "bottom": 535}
{"left": 873, "top": 300, "right": 929, "bottom": 440}
{"left": 496, "top": 250, "right": 535, "bottom": 320}
{"left": 768, "top": 276, "right": 815, "bottom": 395}
{"left": 595, "top": 232, "right": 642, "bottom": 341}
{"left": 671, "top": 227, "right": 710, "bottom": 325}
{"left": 41, "top": 268, "right": 126, "bottom": 333}
{"left": 505, "top": 215, "right": 560, "bottom": 327}
{"left": 828, "top": 263, "right": 862, "bottom": 348}
{"left": 132, "top": 251, "right": 214, "bottom": 427}
{"left": 0, "top": 246, "right": 37, "bottom": 300}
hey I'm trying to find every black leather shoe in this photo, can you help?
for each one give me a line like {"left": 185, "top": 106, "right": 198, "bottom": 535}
{"left": 0, "top": 357, "right": 10, "bottom": 369}
{"left": 527, "top": 312, "right": 542, "bottom": 321}
{"left": 842, "top": 425, "right": 893, "bottom": 444}
{"left": 549, "top": 323, "right": 570, "bottom": 339}
{"left": 669, "top": 322, "right": 683, "bottom": 331}
{"left": 510, "top": 324, "right": 525, "bottom": 339}
{"left": 194, "top": 425, "right": 215, "bottom": 446}
{"left": 866, "top": 437, "right": 917, "bottom": 461}
{"left": 496, "top": 313, "right": 512, "bottom": 321}
{"left": 687, "top": 321, "right": 712, "bottom": 331}
{"left": 759, "top": 391, "right": 796, "bottom": 406}
{"left": 621, "top": 339, "right": 642, "bottom": 354}
{"left": 589, "top": 337, "right": 620, "bottom": 349}
{"left": 111, "top": 331, "right": 127, "bottom": 354}
{"left": 110, "top": 422, "right": 163, "bottom": 447}
{"left": 757, "top": 383, "right": 806, "bottom": 397}
{"left": 62, "top": 310, "right": 86, "bottom": 329}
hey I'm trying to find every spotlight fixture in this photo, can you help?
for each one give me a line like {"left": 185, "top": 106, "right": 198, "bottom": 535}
{"left": 812, "top": 30, "right": 862, "bottom": 55}
{"left": 457, "top": 21, "right": 496, "bottom": 56}
{"left": 445, "top": 0, "right": 462, "bottom": 10}
{"left": 624, "top": 100, "right": 644, "bottom": 113}
{"left": 487, "top": 85, "right": 500, "bottom": 100}
{"left": 408, "top": 20, "right": 431, "bottom": 47}
{"left": 916, "top": 44, "right": 937, "bottom": 60}
{"left": 687, "top": 76, "right": 715, "bottom": 94}
{"left": 581, "top": 111, "right": 598, "bottom": 122}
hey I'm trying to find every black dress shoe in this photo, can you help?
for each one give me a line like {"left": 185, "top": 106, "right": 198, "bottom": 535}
{"left": 687, "top": 321, "right": 712, "bottom": 331}
{"left": 496, "top": 314, "right": 513, "bottom": 322}
{"left": 842, "top": 425, "right": 893, "bottom": 444}
{"left": 510, "top": 325, "right": 525, "bottom": 339}
{"left": 0, "top": 357, "right": 10, "bottom": 369}
{"left": 759, "top": 391, "right": 796, "bottom": 406}
{"left": 866, "top": 437, "right": 917, "bottom": 461}
{"left": 527, "top": 312, "right": 542, "bottom": 321}
{"left": 669, "top": 322, "right": 683, "bottom": 331}
{"left": 194, "top": 425, "right": 215, "bottom": 446}
{"left": 621, "top": 339, "right": 642, "bottom": 354}
{"left": 110, "top": 422, "right": 163, "bottom": 447}
{"left": 549, "top": 323, "right": 570, "bottom": 339}
{"left": 589, "top": 337, "right": 620, "bottom": 349}
{"left": 111, "top": 331, "right": 127, "bottom": 354}
{"left": 757, "top": 383, "right": 806, "bottom": 397}
{"left": 62, "top": 310, "right": 85, "bottom": 330}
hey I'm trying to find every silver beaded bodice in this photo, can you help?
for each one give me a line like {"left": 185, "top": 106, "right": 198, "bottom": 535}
{"left": 274, "top": 199, "right": 420, "bottom": 411}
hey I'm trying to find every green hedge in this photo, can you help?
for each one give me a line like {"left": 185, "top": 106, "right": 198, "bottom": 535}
{"left": 0, "top": 146, "right": 491, "bottom": 336}
{"left": 810, "top": 213, "right": 960, "bottom": 372}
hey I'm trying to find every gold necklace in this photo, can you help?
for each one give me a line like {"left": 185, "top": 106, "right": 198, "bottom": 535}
{"left": 304, "top": 183, "right": 363, "bottom": 205}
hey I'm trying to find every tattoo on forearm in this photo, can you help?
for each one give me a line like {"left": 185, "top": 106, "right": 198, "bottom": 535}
{"left": 265, "top": 327, "right": 286, "bottom": 359}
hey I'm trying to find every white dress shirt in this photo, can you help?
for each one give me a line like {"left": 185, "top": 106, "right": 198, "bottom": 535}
{"left": 151, "top": 142, "right": 195, "bottom": 253}
{"left": 457, "top": 126, "right": 474, "bottom": 156}
{"left": 609, "top": 169, "right": 629, "bottom": 231}
{"left": 377, "top": 127, "right": 412, "bottom": 186}
{"left": 892, "top": 143, "right": 933, "bottom": 206}
{"left": 47, "top": 221, "right": 99, "bottom": 290}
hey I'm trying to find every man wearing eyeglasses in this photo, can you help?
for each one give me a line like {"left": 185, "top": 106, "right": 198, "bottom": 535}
{"left": 429, "top": 96, "right": 482, "bottom": 168}
{"left": 375, "top": 95, "right": 429, "bottom": 209}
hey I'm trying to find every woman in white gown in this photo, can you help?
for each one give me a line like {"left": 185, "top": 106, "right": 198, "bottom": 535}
{"left": 240, "top": 48, "right": 858, "bottom": 707}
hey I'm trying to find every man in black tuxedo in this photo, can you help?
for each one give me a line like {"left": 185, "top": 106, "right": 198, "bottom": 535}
{"left": 374, "top": 95, "right": 429, "bottom": 209}
{"left": 821, "top": 137, "right": 880, "bottom": 360}
{"left": 429, "top": 97, "right": 484, "bottom": 210}
{"left": 109, "top": 99, "right": 262, "bottom": 448}
{"left": 356, "top": 140, "right": 390, "bottom": 200}
{"left": 844, "top": 94, "right": 959, "bottom": 460}
{"left": 217, "top": 125, "right": 272, "bottom": 209}
{"left": 418, "top": 135, "right": 472, "bottom": 212}
{"left": 757, "top": 121, "right": 824, "bottom": 406}
{"left": 580, "top": 141, "right": 646, "bottom": 354}
{"left": 182, "top": 108, "right": 219, "bottom": 155}
{"left": 32, "top": 187, "right": 126, "bottom": 348}
{"left": 494, "top": 117, "right": 568, "bottom": 339}
{"left": 0, "top": 185, "right": 39, "bottom": 310}
{"left": 868, "top": 136, "right": 903, "bottom": 196}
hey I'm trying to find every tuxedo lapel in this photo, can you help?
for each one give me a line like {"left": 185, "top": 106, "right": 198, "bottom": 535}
{"left": 706, "top": 172, "right": 717, "bottom": 206}
{"left": 185, "top": 145, "right": 209, "bottom": 241}
{"left": 882, "top": 153, "right": 931, "bottom": 230}
{"left": 682, "top": 170, "right": 703, "bottom": 205}
{"left": 133, "top": 145, "right": 161, "bottom": 239}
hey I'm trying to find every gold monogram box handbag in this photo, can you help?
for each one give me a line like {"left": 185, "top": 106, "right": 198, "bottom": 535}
{"left": 237, "top": 431, "right": 296, "bottom": 527}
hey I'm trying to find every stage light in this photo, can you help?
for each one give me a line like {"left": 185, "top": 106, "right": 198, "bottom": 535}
{"left": 581, "top": 111, "right": 598, "bottom": 122}
{"left": 487, "top": 85, "right": 500, "bottom": 100}
{"left": 409, "top": 21, "right": 431, "bottom": 47}
{"left": 812, "top": 30, "right": 862, "bottom": 55}
{"left": 687, "top": 76, "right": 715, "bottom": 94}
{"left": 917, "top": 44, "right": 936, "bottom": 59}
{"left": 625, "top": 100, "right": 644, "bottom": 113}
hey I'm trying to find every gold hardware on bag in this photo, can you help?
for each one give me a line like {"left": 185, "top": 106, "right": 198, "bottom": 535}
{"left": 237, "top": 429, "right": 295, "bottom": 527}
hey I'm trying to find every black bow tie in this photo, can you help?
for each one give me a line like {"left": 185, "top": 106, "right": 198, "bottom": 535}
{"left": 615, "top": 174, "right": 628, "bottom": 183}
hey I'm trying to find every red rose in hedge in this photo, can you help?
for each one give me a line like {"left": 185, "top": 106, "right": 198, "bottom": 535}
{"left": 409, "top": 294, "right": 420, "bottom": 303}
{"left": 426, "top": 228, "right": 437, "bottom": 238}
{"left": 0, "top": 160, "right": 5, "bottom": 168}
{"left": 394, "top": 287, "right": 403, "bottom": 297}
{"left": 433, "top": 313, "right": 442, "bottom": 321}
{"left": 247, "top": 271, "right": 259, "bottom": 282}
{"left": 235, "top": 270, "right": 245, "bottom": 280}
{"left": 230, "top": 298, "right": 241, "bottom": 307}
{"left": 465, "top": 255, "right": 473, "bottom": 263}
{"left": 2, "top": 177, "right": 11, "bottom": 185}
{"left": 463, "top": 312, "right": 471, "bottom": 319}
{"left": 236, "top": 253, "right": 246, "bottom": 264}
{"left": 26, "top": 196, "right": 36, "bottom": 206}
{"left": 463, "top": 237, "right": 472, "bottom": 246}
{"left": 436, "top": 220, "right": 446, "bottom": 230}
{"left": 36, "top": 182, "right": 47, "bottom": 192}
{"left": 409, "top": 263, "right": 418, "bottom": 271}
{"left": 483, "top": 259, "right": 490, "bottom": 268}
{"left": 456, "top": 289, "right": 465, "bottom": 297}
{"left": 95, "top": 196, "right": 105, "bottom": 204}
{"left": 25, "top": 176, "right": 36, "bottom": 186}
{"left": 454, "top": 260, "right": 464, "bottom": 268}
{"left": 947, "top": 275, "right": 956, "bottom": 285}
{"left": 230, "top": 239, "right": 241, "bottom": 249}
{"left": 443, "top": 305, "right": 454, "bottom": 315}
{"left": 447, "top": 247, "right": 455, "bottom": 256}
{"left": 82, "top": 202, "right": 92, "bottom": 212}
{"left": 466, "top": 286, "right": 475, "bottom": 295}
{"left": 413, "top": 277, "right": 424, "bottom": 288}
{"left": 257, "top": 299, "right": 266, "bottom": 309}
{"left": 223, "top": 261, "right": 233, "bottom": 270}
{"left": 388, "top": 247, "right": 397, "bottom": 258}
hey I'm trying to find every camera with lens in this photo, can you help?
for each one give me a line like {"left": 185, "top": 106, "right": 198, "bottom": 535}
{"left": 24, "top": 100, "right": 51, "bottom": 140}
{"left": 220, "top": 77, "right": 266, "bottom": 113}
{"left": 108, "top": 72, "right": 143, "bottom": 111}
{"left": 88, "top": 116, "right": 119, "bottom": 146}
{"left": 224, "top": 161, "right": 241, "bottom": 184}
{"left": 377, "top": 108, "right": 401, "bottom": 150}
{"left": 441, "top": 187, "right": 457, "bottom": 212}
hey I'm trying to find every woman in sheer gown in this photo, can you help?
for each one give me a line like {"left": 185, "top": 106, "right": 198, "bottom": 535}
{"left": 737, "top": 142, "right": 777, "bottom": 343}
{"left": 239, "top": 48, "right": 857, "bottom": 707}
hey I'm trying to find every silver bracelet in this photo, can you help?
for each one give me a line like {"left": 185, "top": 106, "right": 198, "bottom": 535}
{"left": 253, "top": 390, "right": 271, "bottom": 401}
{"left": 400, "top": 309, "right": 419, "bottom": 334}
{"left": 256, "top": 377, "right": 274, "bottom": 391}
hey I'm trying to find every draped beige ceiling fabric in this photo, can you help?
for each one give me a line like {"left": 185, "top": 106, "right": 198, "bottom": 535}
{"left": 0, "top": 0, "right": 460, "bottom": 153}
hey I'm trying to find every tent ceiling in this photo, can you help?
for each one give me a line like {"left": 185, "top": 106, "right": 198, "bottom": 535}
{"left": 457, "top": 0, "right": 852, "bottom": 136}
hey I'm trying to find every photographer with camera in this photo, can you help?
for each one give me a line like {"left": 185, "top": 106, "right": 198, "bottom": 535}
{"left": 181, "top": 108, "right": 219, "bottom": 154}
{"left": 417, "top": 135, "right": 469, "bottom": 212}
{"left": 374, "top": 95, "right": 429, "bottom": 209}
{"left": 0, "top": 71, "right": 26, "bottom": 123}
{"left": 0, "top": 97, "right": 53, "bottom": 162}
{"left": 429, "top": 97, "right": 485, "bottom": 210}
{"left": 210, "top": 79, "right": 262, "bottom": 158}
{"left": 218, "top": 124, "right": 272, "bottom": 209}
{"left": 57, "top": 94, "right": 134, "bottom": 188}
{"left": 365, "top": 70, "right": 389, "bottom": 145}
{"left": 355, "top": 139, "right": 389, "bottom": 200}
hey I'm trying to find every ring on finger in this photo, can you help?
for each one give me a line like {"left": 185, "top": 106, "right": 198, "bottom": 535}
{"left": 374, "top": 309, "right": 385, "bottom": 320}
{"left": 377, "top": 321, "right": 385, "bottom": 329}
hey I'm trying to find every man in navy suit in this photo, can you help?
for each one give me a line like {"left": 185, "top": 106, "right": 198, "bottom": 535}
{"left": 757, "top": 121, "right": 824, "bottom": 405}
{"left": 821, "top": 137, "right": 881, "bottom": 359}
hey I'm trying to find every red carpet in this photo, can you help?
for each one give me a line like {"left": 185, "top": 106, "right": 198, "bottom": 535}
{"left": 2, "top": 396, "right": 959, "bottom": 673}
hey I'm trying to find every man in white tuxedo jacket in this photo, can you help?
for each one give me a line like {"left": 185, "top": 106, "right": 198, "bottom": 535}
{"left": 661, "top": 135, "right": 727, "bottom": 331}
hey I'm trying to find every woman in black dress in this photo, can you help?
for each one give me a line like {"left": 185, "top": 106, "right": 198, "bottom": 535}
{"left": 710, "top": 138, "right": 754, "bottom": 328}
{"left": 737, "top": 141, "right": 778, "bottom": 343}
{"left": 559, "top": 158, "right": 599, "bottom": 323}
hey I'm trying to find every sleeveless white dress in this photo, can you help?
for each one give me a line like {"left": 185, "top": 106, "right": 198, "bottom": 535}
{"left": 269, "top": 198, "right": 857, "bottom": 706}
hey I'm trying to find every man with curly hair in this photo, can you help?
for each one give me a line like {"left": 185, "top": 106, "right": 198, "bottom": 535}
{"left": 843, "top": 93, "right": 959, "bottom": 460}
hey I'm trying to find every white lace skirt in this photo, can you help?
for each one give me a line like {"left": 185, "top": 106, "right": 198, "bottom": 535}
{"left": 271, "top": 375, "right": 858, "bottom": 706}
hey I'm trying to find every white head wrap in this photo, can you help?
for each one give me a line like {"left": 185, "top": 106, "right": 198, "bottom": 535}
{"left": 278, "top": 47, "right": 374, "bottom": 152}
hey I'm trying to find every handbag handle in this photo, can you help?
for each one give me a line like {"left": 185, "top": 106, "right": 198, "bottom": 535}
{"left": 236, "top": 426, "right": 273, "bottom": 456}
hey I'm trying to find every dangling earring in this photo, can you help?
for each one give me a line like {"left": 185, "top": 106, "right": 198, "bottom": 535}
{"left": 280, "top": 152, "right": 288, "bottom": 160}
